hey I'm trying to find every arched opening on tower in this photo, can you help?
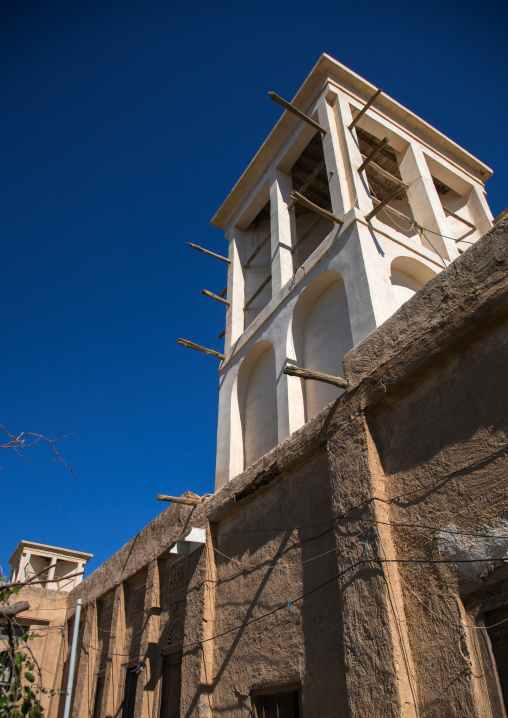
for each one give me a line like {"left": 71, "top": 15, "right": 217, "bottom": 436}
{"left": 390, "top": 256, "right": 436, "bottom": 310}
{"left": 237, "top": 340, "right": 278, "bottom": 469}
{"left": 290, "top": 132, "right": 334, "bottom": 268}
{"left": 292, "top": 271, "right": 353, "bottom": 422}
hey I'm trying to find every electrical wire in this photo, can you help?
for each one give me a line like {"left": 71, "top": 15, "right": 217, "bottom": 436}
{"left": 215, "top": 441, "right": 508, "bottom": 539}
{"left": 380, "top": 538, "right": 508, "bottom": 633}
{"left": 418, "top": 228, "right": 448, "bottom": 268}
{"left": 75, "top": 555, "right": 508, "bottom": 659}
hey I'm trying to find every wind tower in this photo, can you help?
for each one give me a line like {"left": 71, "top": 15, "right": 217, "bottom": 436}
{"left": 180, "top": 54, "right": 493, "bottom": 491}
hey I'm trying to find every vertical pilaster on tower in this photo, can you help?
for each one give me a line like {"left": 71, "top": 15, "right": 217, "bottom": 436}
{"left": 335, "top": 93, "right": 374, "bottom": 215}
{"left": 316, "top": 95, "right": 349, "bottom": 218}
{"left": 399, "top": 143, "right": 458, "bottom": 261}
{"left": 274, "top": 336, "right": 305, "bottom": 444}
{"left": 225, "top": 228, "right": 246, "bottom": 348}
{"left": 270, "top": 169, "right": 295, "bottom": 293}
{"left": 466, "top": 184, "right": 494, "bottom": 236}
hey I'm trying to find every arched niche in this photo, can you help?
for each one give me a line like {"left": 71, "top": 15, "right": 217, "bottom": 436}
{"left": 390, "top": 256, "right": 437, "bottom": 309}
{"left": 292, "top": 271, "right": 353, "bottom": 422}
{"left": 237, "top": 340, "right": 278, "bottom": 470}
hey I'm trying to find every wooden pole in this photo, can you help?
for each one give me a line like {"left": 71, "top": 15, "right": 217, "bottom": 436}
{"left": 244, "top": 274, "right": 271, "bottom": 311}
{"left": 177, "top": 338, "right": 225, "bottom": 360}
{"left": 370, "top": 196, "right": 415, "bottom": 226}
{"left": 201, "top": 289, "right": 231, "bottom": 306}
{"left": 156, "top": 494, "right": 200, "bottom": 506}
{"left": 283, "top": 364, "right": 348, "bottom": 390}
{"left": 442, "top": 206, "right": 476, "bottom": 230}
{"left": 361, "top": 157, "right": 409, "bottom": 189}
{"left": 365, "top": 185, "right": 406, "bottom": 222}
{"left": 287, "top": 160, "right": 326, "bottom": 211}
{"left": 268, "top": 92, "right": 327, "bottom": 135}
{"left": 244, "top": 231, "right": 271, "bottom": 268}
{"left": 290, "top": 191, "right": 343, "bottom": 225}
{"left": 188, "top": 242, "right": 230, "bottom": 264}
{"left": 357, "top": 137, "right": 389, "bottom": 175}
{"left": 348, "top": 88, "right": 383, "bottom": 130}
{"left": 290, "top": 215, "right": 323, "bottom": 255}
{"left": 217, "top": 329, "right": 225, "bottom": 340}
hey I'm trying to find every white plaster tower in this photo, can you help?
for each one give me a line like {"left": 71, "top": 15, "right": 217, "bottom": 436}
{"left": 181, "top": 55, "right": 494, "bottom": 491}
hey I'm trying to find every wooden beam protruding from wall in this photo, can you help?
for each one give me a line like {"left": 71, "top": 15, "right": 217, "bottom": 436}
{"left": 177, "top": 338, "right": 225, "bottom": 360}
{"left": 244, "top": 231, "right": 271, "bottom": 268}
{"left": 188, "top": 242, "right": 231, "bottom": 264}
{"left": 365, "top": 185, "right": 406, "bottom": 222}
{"left": 269, "top": 91, "right": 327, "bottom": 135}
{"left": 290, "top": 191, "right": 343, "bottom": 225}
{"left": 156, "top": 495, "right": 200, "bottom": 506}
{"left": 283, "top": 364, "right": 348, "bottom": 390}
{"left": 357, "top": 137, "right": 390, "bottom": 175}
{"left": 287, "top": 159, "right": 326, "bottom": 211}
{"left": 201, "top": 289, "right": 231, "bottom": 306}
{"left": 348, "top": 88, "right": 383, "bottom": 130}
{"left": 244, "top": 274, "right": 271, "bottom": 311}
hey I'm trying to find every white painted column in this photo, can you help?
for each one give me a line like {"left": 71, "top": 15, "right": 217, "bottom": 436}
{"left": 270, "top": 169, "right": 294, "bottom": 294}
{"left": 466, "top": 184, "right": 494, "bottom": 236}
{"left": 357, "top": 223, "right": 400, "bottom": 328}
{"left": 47, "top": 558, "right": 57, "bottom": 587}
{"left": 398, "top": 143, "right": 458, "bottom": 261}
{"left": 274, "top": 337, "right": 305, "bottom": 444}
{"left": 316, "top": 93, "right": 349, "bottom": 218}
{"left": 225, "top": 228, "right": 246, "bottom": 348}
{"left": 337, "top": 213, "right": 392, "bottom": 341}
{"left": 75, "top": 561, "right": 85, "bottom": 588}
{"left": 18, "top": 551, "right": 31, "bottom": 582}
{"left": 215, "top": 365, "right": 243, "bottom": 490}
{"left": 335, "top": 93, "right": 375, "bottom": 215}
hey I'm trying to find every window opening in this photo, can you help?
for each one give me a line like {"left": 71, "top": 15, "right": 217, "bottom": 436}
{"left": 0, "top": 623, "right": 28, "bottom": 641}
{"left": 53, "top": 560, "right": 79, "bottom": 588}
{"left": 167, "top": 558, "right": 189, "bottom": 598}
{"left": 164, "top": 616, "right": 185, "bottom": 651}
{"left": 92, "top": 675, "right": 105, "bottom": 718}
{"left": 251, "top": 688, "right": 300, "bottom": 718}
{"left": 25, "top": 555, "right": 51, "bottom": 582}
{"left": 122, "top": 666, "right": 139, "bottom": 718}
{"left": 129, "top": 632, "right": 142, "bottom": 662}
{"left": 486, "top": 605, "right": 508, "bottom": 710}
{"left": 98, "top": 600, "right": 114, "bottom": 671}
{"left": 127, "top": 581, "right": 146, "bottom": 624}
{"left": 290, "top": 132, "right": 333, "bottom": 267}
{"left": 431, "top": 175, "right": 476, "bottom": 246}
{"left": 243, "top": 201, "right": 272, "bottom": 329}
{"left": 355, "top": 127, "right": 419, "bottom": 242}
{"left": 159, "top": 651, "right": 182, "bottom": 718}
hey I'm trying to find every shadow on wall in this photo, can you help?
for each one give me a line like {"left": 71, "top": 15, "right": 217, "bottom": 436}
{"left": 390, "top": 256, "right": 436, "bottom": 310}
{"left": 292, "top": 270, "right": 353, "bottom": 423}
{"left": 237, "top": 340, "right": 278, "bottom": 470}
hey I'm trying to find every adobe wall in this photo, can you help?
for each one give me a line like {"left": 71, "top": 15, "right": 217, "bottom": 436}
{"left": 1, "top": 584, "right": 69, "bottom": 714}
{"left": 57, "top": 218, "right": 508, "bottom": 717}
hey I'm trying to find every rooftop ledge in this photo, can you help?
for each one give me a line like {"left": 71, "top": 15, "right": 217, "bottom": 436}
{"left": 211, "top": 53, "right": 493, "bottom": 232}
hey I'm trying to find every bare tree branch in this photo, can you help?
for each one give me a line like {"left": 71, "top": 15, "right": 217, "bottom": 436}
{"left": 0, "top": 424, "right": 78, "bottom": 479}
{"left": 3, "top": 571, "right": 84, "bottom": 590}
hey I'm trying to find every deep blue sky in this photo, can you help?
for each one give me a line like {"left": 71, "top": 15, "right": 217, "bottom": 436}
{"left": 1, "top": 0, "right": 507, "bottom": 576}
